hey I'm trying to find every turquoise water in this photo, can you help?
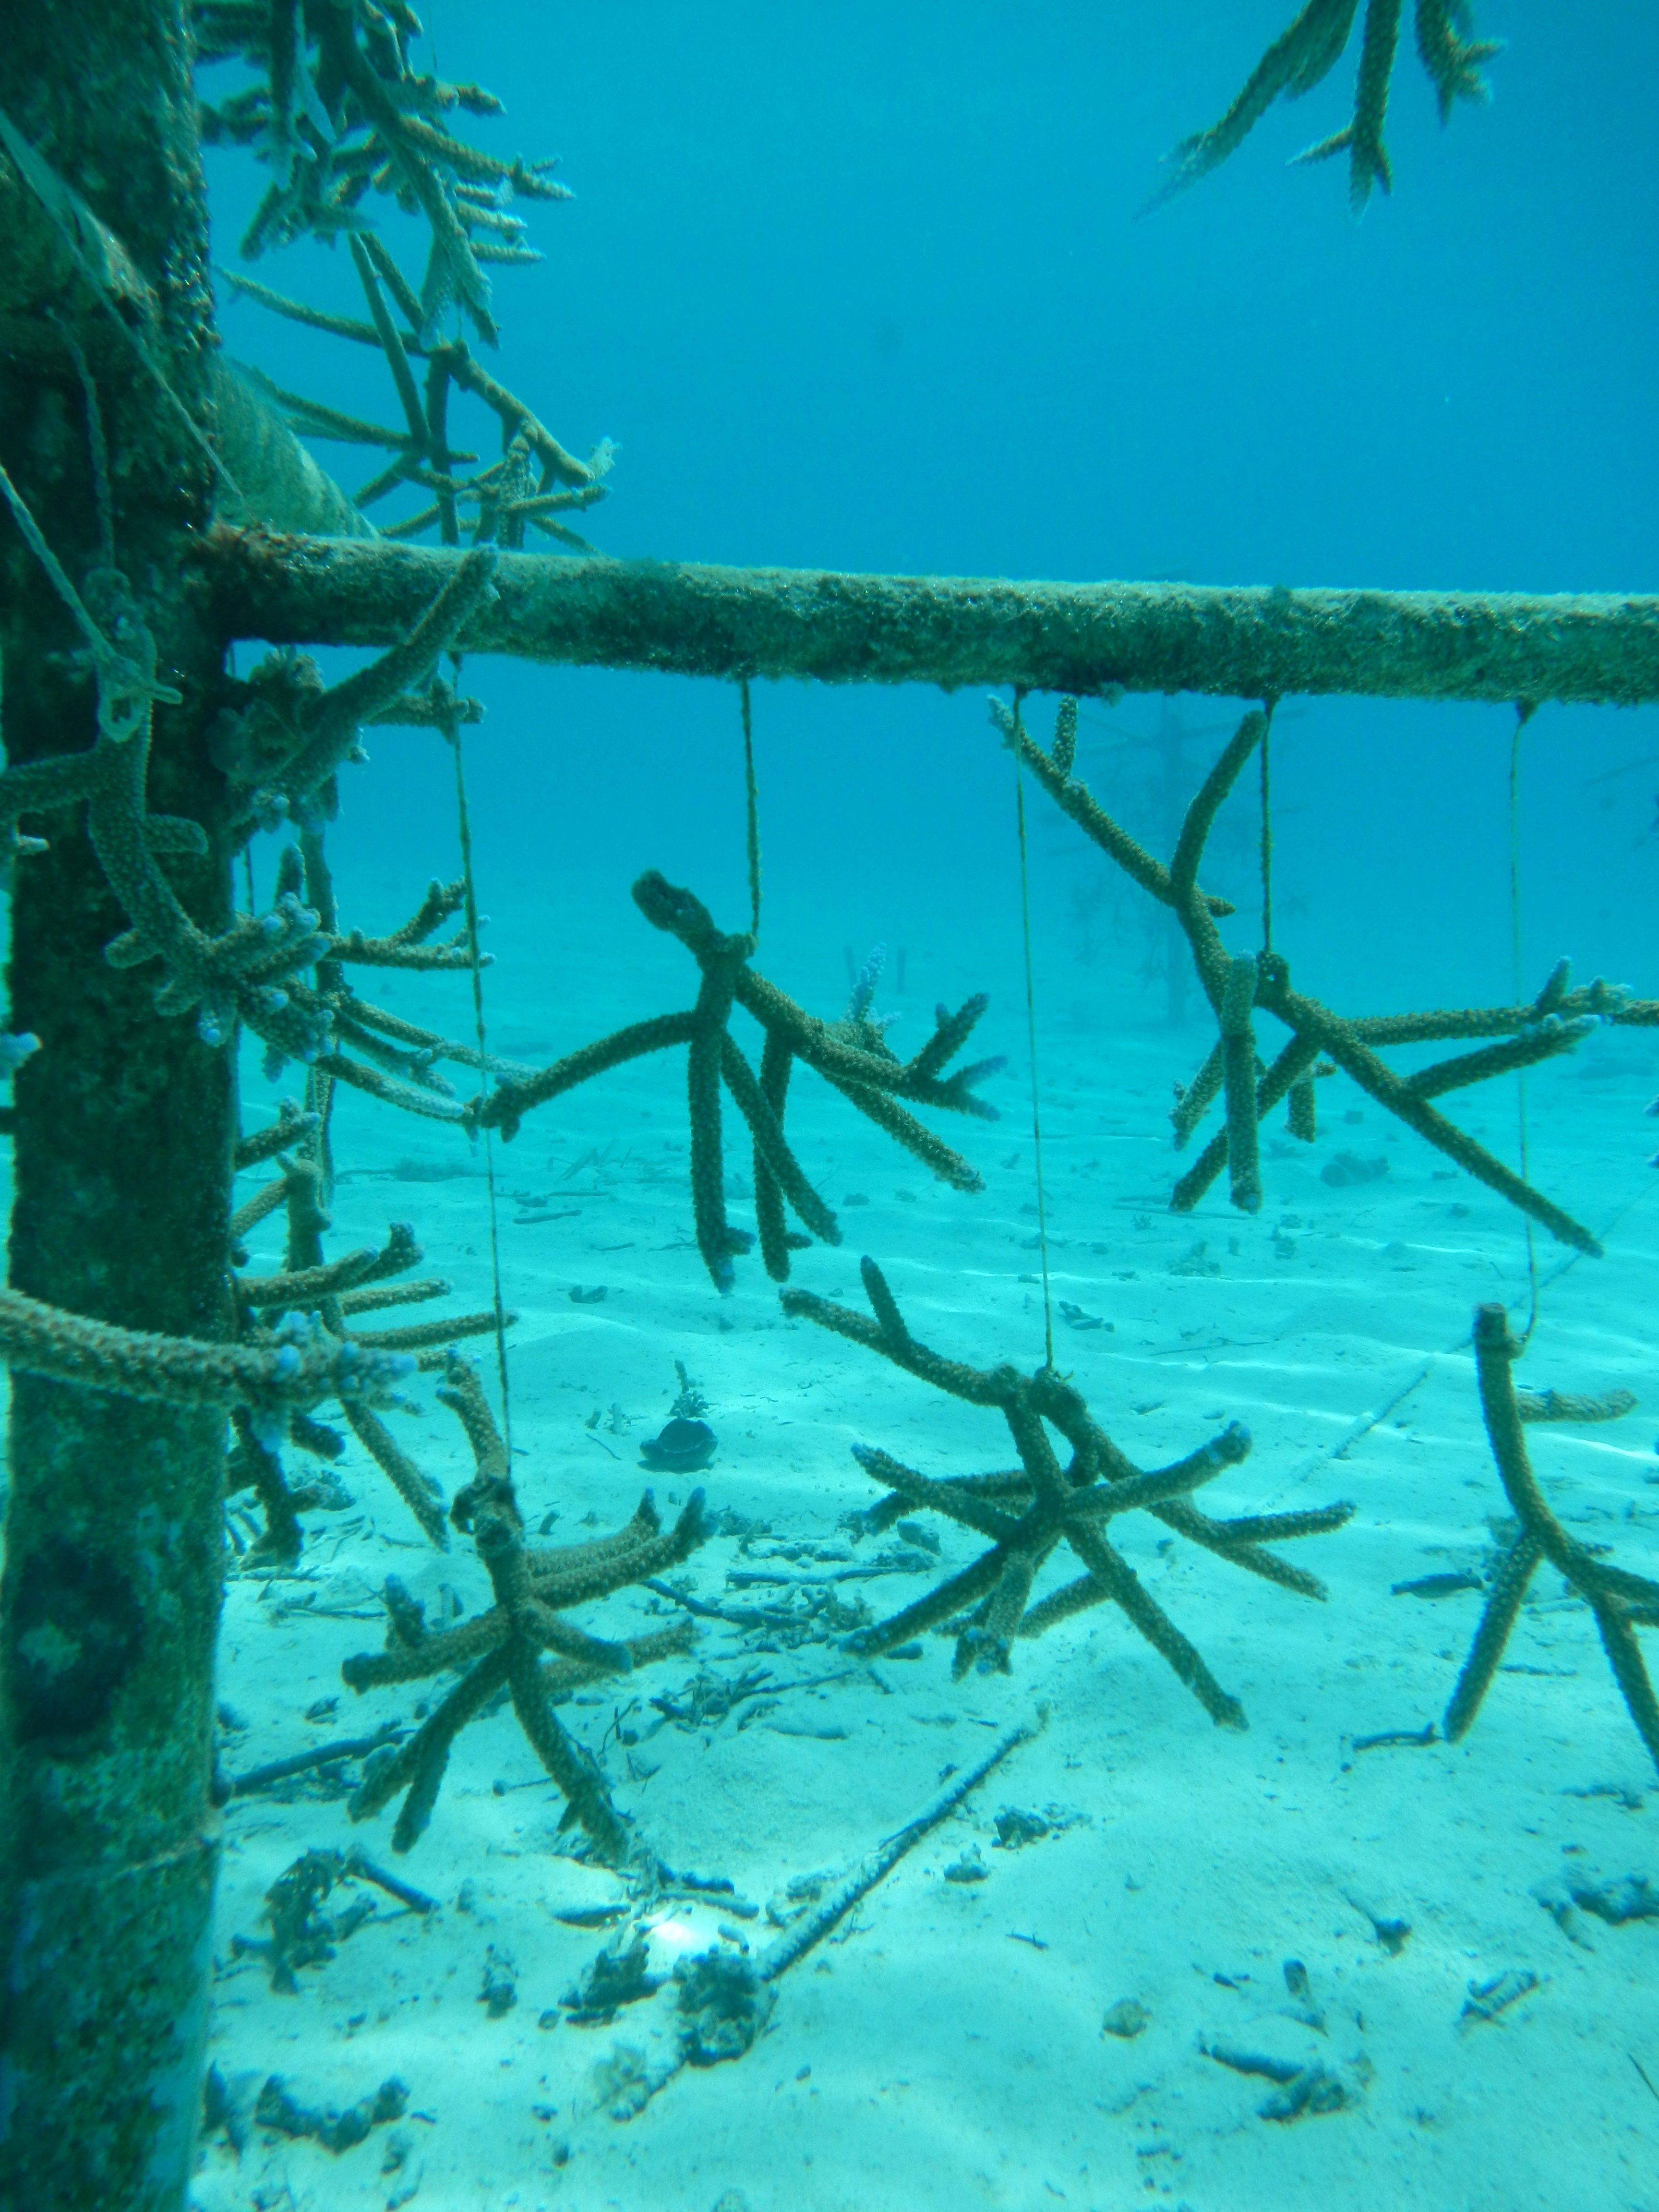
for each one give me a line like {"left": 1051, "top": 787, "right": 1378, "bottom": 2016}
{"left": 84, "top": 4, "right": 1659, "bottom": 2206}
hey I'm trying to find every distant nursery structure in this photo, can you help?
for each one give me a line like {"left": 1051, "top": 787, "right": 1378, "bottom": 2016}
{"left": 0, "top": 8, "right": 1656, "bottom": 2212}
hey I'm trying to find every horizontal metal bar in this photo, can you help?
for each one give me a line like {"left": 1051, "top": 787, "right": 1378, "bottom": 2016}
{"left": 204, "top": 527, "right": 1659, "bottom": 707}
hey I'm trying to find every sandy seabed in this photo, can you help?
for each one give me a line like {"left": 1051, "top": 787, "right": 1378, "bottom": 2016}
{"left": 185, "top": 878, "right": 1659, "bottom": 2212}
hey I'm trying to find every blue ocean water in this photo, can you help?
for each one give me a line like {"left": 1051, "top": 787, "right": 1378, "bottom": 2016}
{"left": 209, "top": 0, "right": 1659, "bottom": 1010}
{"left": 191, "top": 9, "right": 1659, "bottom": 2209}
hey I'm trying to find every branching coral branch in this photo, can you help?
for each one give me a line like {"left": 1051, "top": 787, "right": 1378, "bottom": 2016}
{"left": 217, "top": 256, "right": 613, "bottom": 546}
{"left": 213, "top": 548, "right": 498, "bottom": 831}
{"left": 781, "top": 1258, "right": 1352, "bottom": 1717}
{"left": 1443, "top": 1306, "right": 1659, "bottom": 1772}
{"left": 341, "top": 1354, "right": 707, "bottom": 1857}
{"left": 0, "top": 1281, "right": 409, "bottom": 1431}
{"left": 226, "top": 1108, "right": 515, "bottom": 1555}
{"left": 470, "top": 871, "right": 1004, "bottom": 1290}
{"left": 224, "top": 1177, "right": 517, "bottom": 1557}
{"left": 2, "top": 447, "right": 491, "bottom": 1113}
{"left": 998, "top": 695, "right": 1649, "bottom": 1250}
{"left": 0, "top": 543, "right": 333, "bottom": 1061}
{"left": 193, "top": 0, "right": 567, "bottom": 340}
{"left": 1147, "top": 0, "right": 1501, "bottom": 212}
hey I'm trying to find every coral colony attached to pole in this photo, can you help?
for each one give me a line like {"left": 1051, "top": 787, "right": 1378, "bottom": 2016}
{"left": 0, "top": 474, "right": 496, "bottom": 1076}
{"left": 0, "top": 14, "right": 600, "bottom": 2192}
{"left": 197, "top": 0, "right": 615, "bottom": 550}
{"left": 994, "top": 694, "right": 1659, "bottom": 1247}
{"left": 2, "top": 5, "right": 1658, "bottom": 2204}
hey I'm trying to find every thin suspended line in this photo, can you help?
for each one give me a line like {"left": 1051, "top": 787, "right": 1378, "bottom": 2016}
{"left": 740, "top": 677, "right": 761, "bottom": 936}
{"left": 1012, "top": 695, "right": 1054, "bottom": 1373}
{"left": 1510, "top": 700, "right": 1539, "bottom": 1346}
{"left": 446, "top": 671, "right": 513, "bottom": 1453}
{"left": 0, "top": 458, "right": 108, "bottom": 657}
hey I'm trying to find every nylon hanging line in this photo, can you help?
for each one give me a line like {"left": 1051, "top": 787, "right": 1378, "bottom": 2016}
{"left": 0, "top": 459, "right": 112, "bottom": 660}
{"left": 1510, "top": 700, "right": 1540, "bottom": 1345}
{"left": 0, "top": 105, "right": 245, "bottom": 512}
{"left": 446, "top": 666, "right": 514, "bottom": 1454}
{"left": 1259, "top": 697, "right": 1277, "bottom": 954}
{"left": 1011, "top": 694, "right": 1055, "bottom": 1373}
{"left": 740, "top": 678, "right": 761, "bottom": 936}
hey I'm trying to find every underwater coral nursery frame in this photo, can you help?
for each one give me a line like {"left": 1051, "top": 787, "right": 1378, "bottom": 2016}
{"left": 2, "top": 5, "right": 1658, "bottom": 2210}
{"left": 208, "top": 528, "right": 1659, "bottom": 708}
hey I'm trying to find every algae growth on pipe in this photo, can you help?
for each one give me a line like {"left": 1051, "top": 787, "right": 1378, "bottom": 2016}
{"left": 207, "top": 531, "right": 1659, "bottom": 709}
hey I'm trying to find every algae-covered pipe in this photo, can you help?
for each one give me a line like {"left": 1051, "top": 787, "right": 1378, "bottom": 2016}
{"left": 0, "top": 11, "right": 233, "bottom": 2210}
{"left": 207, "top": 529, "right": 1659, "bottom": 708}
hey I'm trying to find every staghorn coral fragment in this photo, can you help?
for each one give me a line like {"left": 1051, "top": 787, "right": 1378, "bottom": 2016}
{"left": 341, "top": 1354, "right": 707, "bottom": 1858}
{"left": 0, "top": 1283, "right": 409, "bottom": 1428}
{"left": 236, "top": 1221, "right": 422, "bottom": 1311}
{"left": 1220, "top": 953, "right": 1263, "bottom": 1213}
{"left": 339, "top": 1402, "right": 449, "bottom": 1550}
{"left": 329, "top": 876, "right": 469, "bottom": 963}
{"left": 1404, "top": 1016, "right": 1599, "bottom": 1101}
{"left": 1292, "top": 0, "right": 1403, "bottom": 205}
{"left": 1516, "top": 1386, "right": 1637, "bottom": 1425}
{"left": 240, "top": 845, "right": 515, "bottom": 1114}
{"left": 1001, "top": 696, "right": 1618, "bottom": 1247}
{"left": 0, "top": 540, "right": 334, "bottom": 1063}
{"left": 233, "top": 1098, "right": 320, "bottom": 1172}
{"left": 1172, "top": 1042, "right": 1225, "bottom": 1150}
{"left": 1256, "top": 954, "right": 1602, "bottom": 1252}
{"left": 217, "top": 119, "right": 607, "bottom": 550}
{"left": 990, "top": 694, "right": 1234, "bottom": 920}
{"left": 1286, "top": 1065, "right": 1325, "bottom": 1142}
{"left": 1146, "top": 0, "right": 1363, "bottom": 211}
{"left": 347, "top": 1308, "right": 512, "bottom": 1356}
{"left": 781, "top": 1258, "right": 1350, "bottom": 1720}
{"left": 220, "top": 548, "right": 497, "bottom": 824}
{"left": 1443, "top": 1306, "right": 1659, "bottom": 1772}
{"left": 336, "top": 1275, "right": 452, "bottom": 1318}
{"left": 471, "top": 873, "right": 1000, "bottom": 1288}
{"left": 1148, "top": 0, "right": 1499, "bottom": 211}
{"left": 1415, "top": 0, "right": 1505, "bottom": 123}
{"left": 198, "top": 0, "right": 563, "bottom": 336}
{"left": 228, "top": 1127, "right": 512, "bottom": 1549}
{"left": 228, "top": 1405, "right": 303, "bottom": 1566}
{"left": 312, "top": 1048, "right": 467, "bottom": 1123}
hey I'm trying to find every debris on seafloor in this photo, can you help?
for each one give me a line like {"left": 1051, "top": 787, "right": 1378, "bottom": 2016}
{"left": 203, "top": 2063, "right": 409, "bottom": 2158}
{"left": 566, "top": 1716, "right": 1041, "bottom": 2118}
{"left": 1390, "top": 1571, "right": 1484, "bottom": 1599}
{"left": 1534, "top": 1869, "right": 1658, "bottom": 1947}
{"left": 1321, "top": 1152, "right": 1390, "bottom": 1188}
{"left": 641, "top": 1359, "right": 720, "bottom": 1470}
{"left": 1201, "top": 2041, "right": 1358, "bottom": 2123}
{"left": 641, "top": 1416, "right": 717, "bottom": 1473}
{"left": 1459, "top": 1968, "right": 1539, "bottom": 2029}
